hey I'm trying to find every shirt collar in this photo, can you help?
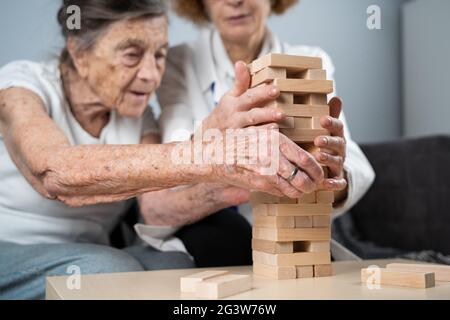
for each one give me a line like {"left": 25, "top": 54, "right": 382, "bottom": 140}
{"left": 194, "top": 26, "right": 283, "bottom": 93}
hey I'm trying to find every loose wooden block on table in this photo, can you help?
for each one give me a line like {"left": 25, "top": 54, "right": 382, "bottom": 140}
{"left": 314, "top": 264, "right": 333, "bottom": 277}
{"left": 361, "top": 268, "right": 435, "bottom": 289}
{"left": 253, "top": 203, "right": 332, "bottom": 217}
{"left": 386, "top": 263, "right": 450, "bottom": 282}
{"left": 252, "top": 238, "right": 294, "bottom": 254}
{"left": 253, "top": 263, "right": 296, "bottom": 280}
{"left": 253, "top": 250, "right": 331, "bottom": 267}
{"left": 253, "top": 227, "right": 331, "bottom": 242}
{"left": 250, "top": 53, "right": 322, "bottom": 75}
{"left": 180, "top": 270, "right": 229, "bottom": 293}
{"left": 195, "top": 274, "right": 252, "bottom": 299}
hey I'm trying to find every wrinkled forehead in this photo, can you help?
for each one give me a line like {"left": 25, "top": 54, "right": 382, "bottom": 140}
{"left": 98, "top": 16, "right": 168, "bottom": 51}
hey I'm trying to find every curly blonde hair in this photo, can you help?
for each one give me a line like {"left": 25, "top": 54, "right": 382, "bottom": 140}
{"left": 172, "top": 0, "right": 299, "bottom": 25}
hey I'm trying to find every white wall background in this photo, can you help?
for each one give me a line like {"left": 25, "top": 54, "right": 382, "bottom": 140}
{"left": 402, "top": 0, "right": 450, "bottom": 138}
{"left": 0, "top": 0, "right": 409, "bottom": 143}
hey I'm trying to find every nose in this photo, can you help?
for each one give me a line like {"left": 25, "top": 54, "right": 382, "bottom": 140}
{"left": 136, "top": 54, "right": 160, "bottom": 83}
{"left": 225, "top": 0, "right": 244, "bottom": 7}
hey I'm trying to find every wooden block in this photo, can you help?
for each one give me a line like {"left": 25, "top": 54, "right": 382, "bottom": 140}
{"left": 253, "top": 263, "right": 297, "bottom": 280}
{"left": 251, "top": 67, "right": 287, "bottom": 87}
{"left": 252, "top": 239, "right": 294, "bottom": 254}
{"left": 180, "top": 270, "right": 229, "bottom": 293}
{"left": 303, "top": 94, "right": 328, "bottom": 106}
{"left": 314, "top": 264, "right": 333, "bottom": 277}
{"left": 253, "top": 215, "right": 295, "bottom": 228}
{"left": 250, "top": 192, "right": 279, "bottom": 204}
{"left": 294, "top": 216, "right": 313, "bottom": 228}
{"left": 265, "top": 203, "right": 333, "bottom": 216}
{"left": 253, "top": 227, "right": 331, "bottom": 242}
{"left": 252, "top": 204, "right": 268, "bottom": 216}
{"left": 294, "top": 241, "right": 331, "bottom": 253}
{"left": 273, "top": 79, "right": 334, "bottom": 95}
{"left": 317, "top": 191, "right": 334, "bottom": 204}
{"left": 312, "top": 117, "right": 323, "bottom": 129}
{"left": 386, "top": 263, "right": 450, "bottom": 282}
{"left": 268, "top": 102, "right": 329, "bottom": 118}
{"left": 195, "top": 274, "right": 252, "bottom": 299}
{"left": 294, "top": 117, "right": 313, "bottom": 129}
{"left": 312, "top": 215, "right": 331, "bottom": 228}
{"left": 298, "top": 192, "right": 316, "bottom": 204}
{"left": 296, "top": 266, "right": 314, "bottom": 278}
{"left": 253, "top": 250, "right": 331, "bottom": 267}
{"left": 361, "top": 268, "right": 435, "bottom": 289}
{"left": 277, "top": 92, "right": 294, "bottom": 104}
{"left": 279, "top": 196, "right": 297, "bottom": 204}
{"left": 280, "top": 128, "right": 329, "bottom": 143}
{"left": 278, "top": 116, "right": 295, "bottom": 128}
{"left": 250, "top": 53, "right": 322, "bottom": 75}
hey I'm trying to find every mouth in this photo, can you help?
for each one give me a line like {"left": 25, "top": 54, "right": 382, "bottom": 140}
{"left": 227, "top": 13, "right": 251, "bottom": 24}
{"left": 128, "top": 90, "right": 151, "bottom": 102}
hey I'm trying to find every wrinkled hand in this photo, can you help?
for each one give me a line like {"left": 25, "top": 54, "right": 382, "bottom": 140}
{"left": 202, "top": 61, "right": 285, "bottom": 131}
{"left": 312, "top": 97, "right": 347, "bottom": 191}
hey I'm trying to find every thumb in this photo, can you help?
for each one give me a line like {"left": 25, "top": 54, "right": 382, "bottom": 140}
{"left": 328, "top": 97, "right": 343, "bottom": 119}
{"left": 229, "top": 61, "right": 251, "bottom": 97}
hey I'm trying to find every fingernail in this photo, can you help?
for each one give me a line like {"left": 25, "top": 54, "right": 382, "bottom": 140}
{"left": 321, "top": 137, "right": 328, "bottom": 145}
{"left": 270, "top": 87, "right": 279, "bottom": 96}
{"left": 327, "top": 117, "right": 333, "bottom": 126}
{"left": 276, "top": 112, "right": 283, "bottom": 118}
{"left": 320, "top": 153, "right": 328, "bottom": 161}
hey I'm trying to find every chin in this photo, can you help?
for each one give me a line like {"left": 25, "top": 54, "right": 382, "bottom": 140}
{"left": 117, "top": 103, "right": 148, "bottom": 118}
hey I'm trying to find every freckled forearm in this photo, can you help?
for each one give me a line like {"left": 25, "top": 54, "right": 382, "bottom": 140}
{"left": 41, "top": 142, "right": 212, "bottom": 200}
{"left": 139, "top": 183, "right": 229, "bottom": 227}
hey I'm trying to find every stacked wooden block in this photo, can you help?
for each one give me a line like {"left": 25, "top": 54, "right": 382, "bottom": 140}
{"left": 249, "top": 53, "right": 335, "bottom": 280}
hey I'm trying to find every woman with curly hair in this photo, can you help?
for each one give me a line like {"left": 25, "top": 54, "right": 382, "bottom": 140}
{"left": 144, "top": 0, "right": 375, "bottom": 266}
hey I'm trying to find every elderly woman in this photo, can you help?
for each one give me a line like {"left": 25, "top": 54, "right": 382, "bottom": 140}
{"left": 0, "top": 0, "right": 325, "bottom": 299}
{"left": 143, "top": 0, "right": 375, "bottom": 264}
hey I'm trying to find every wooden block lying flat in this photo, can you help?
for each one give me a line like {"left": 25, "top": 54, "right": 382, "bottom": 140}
{"left": 253, "top": 227, "right": 331, "bottom": 242}
{"left": 294, "top": 241, "right": 331, "bottom": 253}
{"left": 250, "top": 53, "right": 322, "bottom": 75}
{"left": 253, "top": 251, "right": 331, "bottom": 267}
{"left": 279, "top": 197, "right": 297, "bottom": 204}
{"left": 274, "top": 79, "right": 334, "bottom": 95}
{"left": 295, "top": 216, "right": 313, "bottom": 228}
{"left": 265, "top": 203, "right": 333, "bottom": 216}
{"left": 180, "top": 270, "right": 229, "bottom": 293}
{"left": 298, "top": 192, "right": 316, "bottom": 204}
{"left": 303, "top": 94, "right": 328, "bottom": 106}
{"left": 314, "top": 264, "right": 333, "bottom": 277}
{"left": 386, "top": 263, "right": 450, "bottom": 282}
{"left": 253, "top": 215, "right": 295, "bottom": 228}
{"left": 268, "top": 103, "right": 329, "bottom": 118}
{"left": 317, "top": 191, "right": 334, "bottom": 204}
{"left": 195, "top": 274, "right": 252, "bottom": 299}
{"left": 253, "top": 263, "right": 296, "bottom": 280}
{"left": 252, "top": 239, "right": 294, "bottom": 254}
{"left": 296, "top": 266, "right": 314, "bottom": 278}
{"left": 361, "top": 268, "right": 435, "bottom": 289}
{"left": 301, "top": 69, "right": 327, "bottom": 80}
{"left": 312, "top": 215, "right": 331, "bottom": 228}
{"left": 251, "top": 67, "right": 286, "bottom": 87}
{"left": 280, "top": 128, "right": 329, "bottom": 143}
{"left": 277, "top": 93, "right": 294, "bottom": 104}
{"left": 250, "top": 192, "right": 279, "bottom": 204}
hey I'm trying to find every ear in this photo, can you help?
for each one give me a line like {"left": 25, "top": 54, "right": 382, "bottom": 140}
{"left": 67, "top": 38, "right": 89, "bottom": 79}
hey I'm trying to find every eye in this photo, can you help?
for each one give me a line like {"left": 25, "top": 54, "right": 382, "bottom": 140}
{"left": 155, "top": 50, "right": 167, "bottom": 62}
{"left": 122, "top": 48, "right": 143, "bottom": 67}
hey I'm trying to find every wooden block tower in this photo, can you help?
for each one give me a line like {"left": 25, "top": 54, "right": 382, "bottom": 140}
{"left": 249, "top": 53, "right": 335, "bottom": 280}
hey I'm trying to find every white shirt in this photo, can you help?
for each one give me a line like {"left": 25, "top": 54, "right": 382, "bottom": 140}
{"left": 140, "top": 27, "right": 376, "bottom": 256}
{"left": 0, "top": 60, "right": 159, "bottom": 245}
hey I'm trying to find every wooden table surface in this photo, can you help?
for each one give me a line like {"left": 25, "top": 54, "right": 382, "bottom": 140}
{"left": 46, "top": 259, "right": 450, "bottom": 300}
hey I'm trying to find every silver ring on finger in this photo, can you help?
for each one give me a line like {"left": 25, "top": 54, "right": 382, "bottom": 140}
{"left": 286, "top": 167, "right": 299, "bottom": 183}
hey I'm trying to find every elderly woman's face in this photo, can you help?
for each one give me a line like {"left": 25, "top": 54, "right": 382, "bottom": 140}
{"left": 73, "top": 16, "right": 168, "bottom": 118}
{"left": 203, "top": 0, "right": 271, "bottom": 43}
